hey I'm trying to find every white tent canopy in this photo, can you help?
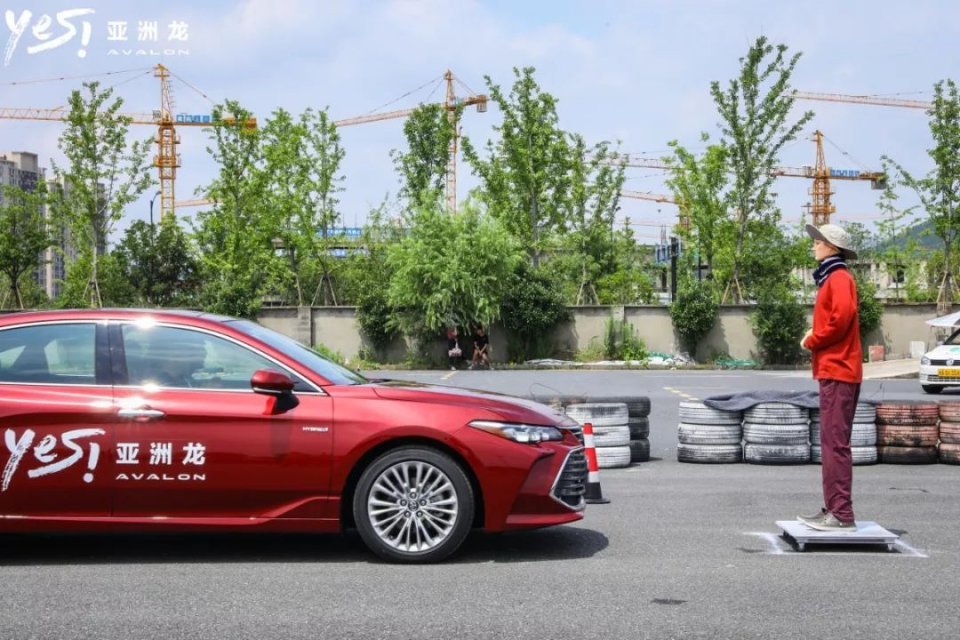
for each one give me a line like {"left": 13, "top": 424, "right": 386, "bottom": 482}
{"left": 926, "top": 310, "right": 960, "bottom": 328}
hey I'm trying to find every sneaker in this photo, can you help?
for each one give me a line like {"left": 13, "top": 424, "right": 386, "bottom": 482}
{"left": 450, "top": 366, "right": 456, "bottom": 371}
{"left": 797, "top": 507, "right": 828, "bottom": 526}
{"left": 805, "top": 513, "right": 856, "bottom": 532}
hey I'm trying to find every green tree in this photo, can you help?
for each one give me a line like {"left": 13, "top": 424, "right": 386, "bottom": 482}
{"left": 52, "top": 81, "right": 154, "bottom": 307}
{"left": 194, "top": 100, "right": 277, "bottom": 318}
{"left": 665, "top": 135, "right": 729, "bottom": 280}
{"left": 711, "top": 36, "right": 814, "bottom": 302}
{"left": 0, "top": 183, "right": 52, "bottom": 309}
{"left": 463, "top": 67, "right": 570, "bottom": 266}
{"left": 883, "top": 79, "right": 960, "bottom": 314}
{"left": 597, "top": 220, "right": 657, "bottom": 304}
{"left": 392, "top": 103, "right": 457, "bottom": 209}
{"left": 340, "top": 207, "right": 403, "bottom": 359}
{"left": 113, "top": 217, "right": 198, "bottom": 306}
{"left": 873, "top": 168, "right": 917, "bottom": 302}
{"left": 260, "top": 107, "right": 347, "bottom": 306}
{"left": 385, "top": 201, "right": 522, "bottom": 346}
{"left": 562, "top": 135, "right": 625, "bottom": 304}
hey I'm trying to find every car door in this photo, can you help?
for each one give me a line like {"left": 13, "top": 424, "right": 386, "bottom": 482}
{"left": 109, "top": 321, "right": 334, "bottom": 521}
{"left": 0, "top": 321, "right": 113, "bottom": 518}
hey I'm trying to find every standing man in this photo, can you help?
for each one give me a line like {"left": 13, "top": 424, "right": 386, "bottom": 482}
{"left": 799, "top": 224, "right": 863, "bottom": 532}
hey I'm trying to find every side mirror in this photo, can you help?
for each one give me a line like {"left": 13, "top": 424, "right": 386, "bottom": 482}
{"left": 251, "top": 369, "right": 295, "bottom": 396}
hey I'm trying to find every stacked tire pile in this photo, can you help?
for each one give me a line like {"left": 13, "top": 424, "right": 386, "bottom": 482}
{"left": 676, "top": 402, "right": 743, "bottom": 463}
{"left": 742, "top": 402, "right": 810, "bottom": 464}
{"left": 593, "top": 395, "right": 651, "bottom": 464}
{"left": 810, "top": 403, "right": 878, "bottom": 465}
{"left": 565, "top": 403, "right": 631, "bottom": 469}
{"left": 938, "top": 401, "right": 960, "bottom": 465}
{"left": 876, "top": 402, "right": 939, "bottom": 464}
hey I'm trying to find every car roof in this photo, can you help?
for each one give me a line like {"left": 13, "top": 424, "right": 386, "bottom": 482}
{"left": 0, "top": 308, "right": 239, "bottom": 327}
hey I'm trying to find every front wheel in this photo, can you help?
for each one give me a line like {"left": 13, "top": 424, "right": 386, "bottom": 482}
{"left": 922, "top": 385, "right": 943, "bottom": 394}
{"left": 353, "top": 447, "right": 474, "bottom": 563}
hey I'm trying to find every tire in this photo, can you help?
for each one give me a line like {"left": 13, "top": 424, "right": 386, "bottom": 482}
{"left": 810, "top": 422, "right": 877, "bottom": 447}
{"left": 744, "top": 402, "right": 809, "bottom": 424}
{"left": 589, "top": 395, "right": 651, "bottom": 418}
{"left": 596, "top": 445, "right": 631, "bottom": 469}
{"left": 678, "top": 401, "right": 742, "bottom": 425}
{"left": 742, "top": 422, "right": 809, "bottom": 445}
{"left": 592, "top": 425, "right": 630, "bottom": 447}
{"left": 810, "top": 445, "right": 878, "bottom": 465}
{"left": 628, "top": 417, "right": 650, "bottom": 439}
{"left": 353, "top": 447, "right": 474, "bottom": 563}
{"left": 629, "top": 438, "right": 650, "bottom": 463}
{"left": 922, "top": 385, "right": 943, "bottom": 394}
{"left": 876, "top": 403, "right": 940, "bottom": 425}
{"left": 678, "top": 422, "right": 742, "bottom": 445}
{"left": 940, "top": 443, "right": 960, "bottom": 465}
{"left": 940, "top": 421, "right": 960, "bottom": 445}
{"left": 939, "top": 402, "right": 960, "bottom": 422}
{"left": 878, "top": 445, "right": 938, "bottom": 464}
{"left": 744, "top": 443, "right": 811, "bottom": 465}
{"left": 876, "top": 423, "right": 939, "bottom": 447}
{"left": 677, "top": 443, "right": 742, "bottom": 464}
{"left": 565, "top": 403, "right": 629, "bottom": 427}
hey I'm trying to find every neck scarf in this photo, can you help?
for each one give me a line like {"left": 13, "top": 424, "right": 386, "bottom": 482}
{"left": 813, "top": 254, "right": 847, "bottom": 288}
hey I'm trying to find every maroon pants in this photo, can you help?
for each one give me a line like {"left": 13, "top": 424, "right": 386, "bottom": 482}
{"left": 819, "top": 379, "right": 861, "bottom": 523}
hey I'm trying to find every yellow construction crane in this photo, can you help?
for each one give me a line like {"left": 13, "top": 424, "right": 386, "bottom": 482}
{"left": 0, "top": 64, "right": 255, "bottom": 219}
{"left": 334, "top": 69, "right": 487, "bottom": 213}
{"left": 792, "top": 91, "right": 932, "bottom": 110}
{"left": 615, "top": 130, "right": 884, "bottom": 225}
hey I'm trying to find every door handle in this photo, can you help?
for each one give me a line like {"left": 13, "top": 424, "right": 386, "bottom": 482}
{"left": 117, "top": 408, "right": 166, "bottom": 421}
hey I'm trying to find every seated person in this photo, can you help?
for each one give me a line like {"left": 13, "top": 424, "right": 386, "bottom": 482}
{"left": 470, "top": 326, "right": 492, "bottom": 370}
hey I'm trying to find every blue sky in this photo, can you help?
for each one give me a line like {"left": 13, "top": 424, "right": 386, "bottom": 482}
{"left": 1, "top": 0, "right": 958, "bottom": 244}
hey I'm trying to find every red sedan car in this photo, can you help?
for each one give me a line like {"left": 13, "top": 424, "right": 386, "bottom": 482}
{"left": 0, "top": 309, "right": 586, "bottom": 562}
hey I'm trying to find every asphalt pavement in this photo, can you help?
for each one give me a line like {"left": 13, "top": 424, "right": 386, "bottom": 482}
{"left": 1, "top": 367, "right": 957, "bottom": 640}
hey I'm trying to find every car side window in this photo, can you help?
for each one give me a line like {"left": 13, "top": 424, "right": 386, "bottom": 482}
{"left": 121, "top": 324, "right": 309, "bottom": 391}
{"left": 0, "top": 323, "right": 96, "bottom": 385}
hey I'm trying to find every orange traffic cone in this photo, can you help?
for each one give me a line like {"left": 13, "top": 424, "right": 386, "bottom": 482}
{"left": 582, "top": 422, "right": 610, "bottom": 504}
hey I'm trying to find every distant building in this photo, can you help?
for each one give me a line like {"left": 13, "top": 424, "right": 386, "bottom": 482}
{"left": 0, "top": 152, "right": 93, "bottom": 301}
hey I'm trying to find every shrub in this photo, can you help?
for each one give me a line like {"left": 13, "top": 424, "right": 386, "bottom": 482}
{"left": 855, "top": 273, "right": 884, "bottom": 339}
{"left": 751, "top": 287, "right": 807, "bottom": 365}
{"left": 501, "top": 263, "right": 570, "bottom": 361}
{"left": 603, "top": 316, "right": 648, "bottom": 361}
{"left": 670, "top": 278, "right": 719, "bottom": 355}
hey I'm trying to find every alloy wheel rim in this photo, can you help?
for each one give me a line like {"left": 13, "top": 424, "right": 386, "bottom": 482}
{"left": 367, "top": 460, "right": 459, "bottom": 553}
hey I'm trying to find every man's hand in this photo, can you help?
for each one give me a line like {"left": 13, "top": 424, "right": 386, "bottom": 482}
{"left": 800, "top": 329, "right": 813, "bottom": 350}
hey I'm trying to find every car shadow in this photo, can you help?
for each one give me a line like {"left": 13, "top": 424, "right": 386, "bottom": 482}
{"left": 0, "top": 525, "right": 607, "bottom": 566}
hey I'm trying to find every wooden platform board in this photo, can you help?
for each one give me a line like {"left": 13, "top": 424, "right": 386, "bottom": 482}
{"left": 776, "top": 520, "right": 899, "bottom": 552}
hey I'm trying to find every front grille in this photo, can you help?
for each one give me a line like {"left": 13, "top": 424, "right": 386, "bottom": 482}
{"left": 568, "top": 426, "right": 584, "bottom": 444}
{"left": 552, "top": 448, "right": 587, "bottom": 509}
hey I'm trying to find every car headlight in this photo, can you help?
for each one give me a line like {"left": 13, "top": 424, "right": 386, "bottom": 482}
{"left": 469, "top": 420, "right": 564, "bottom": 444}
{"left": 921, "top": 356, "right": 930, "bottom": 365}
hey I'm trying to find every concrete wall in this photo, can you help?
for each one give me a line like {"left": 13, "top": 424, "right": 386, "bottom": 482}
{"left": 258, "top": 302, "right": 944, "bottom": 363}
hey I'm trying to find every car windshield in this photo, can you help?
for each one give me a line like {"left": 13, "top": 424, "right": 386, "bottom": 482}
{"left": 228, "top": 320, "right": 367, "bottom": 386}
{"left": 946, "top": 328, "right": 960, "bottom": 346}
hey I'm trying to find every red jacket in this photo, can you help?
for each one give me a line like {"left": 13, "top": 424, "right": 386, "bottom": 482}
{"left": 804, "top": 267, "right": 862, "bottom": 383}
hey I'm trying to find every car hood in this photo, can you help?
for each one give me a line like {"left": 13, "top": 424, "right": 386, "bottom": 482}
{"left": 925, "top": 344, "right": 960, "bottom": 360}
{"left": 369, "top": 380, "right": 569, "bottom": 426}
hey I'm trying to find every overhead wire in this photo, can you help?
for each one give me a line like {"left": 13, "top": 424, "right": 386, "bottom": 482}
{"left": 0, "top": 66, "right": 152, "bottom": 87}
